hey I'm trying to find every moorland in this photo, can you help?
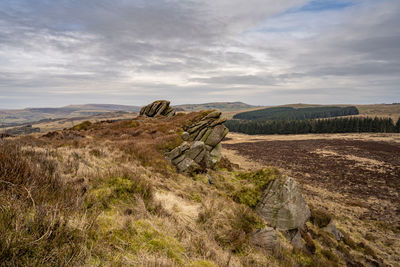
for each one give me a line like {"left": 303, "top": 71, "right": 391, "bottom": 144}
{"left": 0, "top": 101, "right": 399, "bottom": 266}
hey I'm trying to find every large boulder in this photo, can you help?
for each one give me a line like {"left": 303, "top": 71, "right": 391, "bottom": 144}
{"left": 140, "top": 100, "right": 175, "bottom": 117}
{"left": 256, "top": 177, "right": 310, "bottom": 231}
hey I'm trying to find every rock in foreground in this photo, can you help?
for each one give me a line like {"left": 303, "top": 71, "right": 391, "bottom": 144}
{"left": 256, "top": 177, "right": 310, "bottom": 231}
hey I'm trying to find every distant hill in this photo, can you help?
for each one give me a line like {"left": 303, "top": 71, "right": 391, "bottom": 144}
{"left": 174, "top": 102, "right": 256, "bottom": 112}
{"left": 0, "top": 104, "right": 140, "bottom": 126}
{"left": 66, "top": 104, "right": 141, "bottom": 112}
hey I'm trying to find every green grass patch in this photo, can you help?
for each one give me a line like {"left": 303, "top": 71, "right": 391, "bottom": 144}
{"left": 112, "top": 220, "right": 186, "bottom": 264}
{"left": 86, "top": 173, "right": 153, "bottom": 210}
{"left": 231, "top": 168, "right": 279, "bottom": 208}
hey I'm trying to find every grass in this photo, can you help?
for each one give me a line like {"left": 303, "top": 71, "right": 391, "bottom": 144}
{"left": 0, "top": 143, "right": 88, "bottom": 266}
{"left": 197, "top": 199, "right": 264, "bottom": 252}
{"left": 85, "top": 173, "right": 154, "bottom": 210}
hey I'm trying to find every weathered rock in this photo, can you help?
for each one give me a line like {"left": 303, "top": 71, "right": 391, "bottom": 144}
{"left": 164, "top": 108, "right": 174, "bottom": 117}
{"left": 210, "top": 117, "right": 227, "bottom": 127}
{"left": 256, "top": 177, "right": 311, "bottom": 231}
{"left": 165, "top": 109, "right": 229, "bottom": 173}
{"left": 176, "top": 158, "right": 200, "bottom": 173}
{"left": 204, "top": 124, "right": 229, "bottom": 147}
{"left": 291, "top": 230, "right": 304, "bottom": 249}
{"left": 149, "top": 101, "right": 163, "bottom": 116}
{"left": 187, "top": 120, "right": 211, "bottom": 134}
{"left": 172, "top": 154, "right": 186, "bottom": 165}
{"left": 205, "top": 145, "right": 213, "bottom": 151}
{"left": 204, "top": 110, "right": 222, "bottom": 119}
{"left": 193, "top": 149, "right": 206, "bottom": 164}
{"left": 251, "top": 227, "right": 278, "bottom": 254}
{"left": 181, "top": 132, "right": 190, "bottom": 141}
{"left": 323, "top": 220, "right": 343, "bottom": 241}
{"left": 200, "top": 129, "right": 212, "bottom": 143}
{"left": 140, "top": 100, "right": 176, "bottom": 117}
{"left": 165, "top": 142, "right": 190, "bottom": 160}
{"left": 184, "top": 141, "right": 206, "bottom": 160}
{"left": 194, "top": 127, "right": 208, "bottom": 141}
{"left": 210, "top": 143, "right": 222, "bottom": 163}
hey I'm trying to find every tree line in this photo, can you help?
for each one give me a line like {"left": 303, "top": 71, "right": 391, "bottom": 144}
{"left": 233, "top": 106, "right": 359, "bottom": 121}
{"left": 225, "top": 117, "right": 400, "bottom": 135}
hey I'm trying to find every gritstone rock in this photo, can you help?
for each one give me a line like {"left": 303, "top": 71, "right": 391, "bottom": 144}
{"left": 256, "top": 177, "right": 311, "bottom": 231}
{"left": 140, "top": 100, "right": 176, "bottom": 117}
{"left": 205, "top": 125, "right": 229, "bottom": 147}
{"left": 165, "top": 109, "right": 228, "bottom": 173}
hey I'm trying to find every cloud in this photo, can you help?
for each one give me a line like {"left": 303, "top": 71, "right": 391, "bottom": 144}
{"left": 0, "top": 0, "right": 399, "bottom": 108}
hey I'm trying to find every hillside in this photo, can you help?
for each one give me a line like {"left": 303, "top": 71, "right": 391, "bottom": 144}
{"left": 0, "top": 101, "right": 395, "bottom": 266}
{"left": 0, "top": 104, "right": 140, "bottom": 126}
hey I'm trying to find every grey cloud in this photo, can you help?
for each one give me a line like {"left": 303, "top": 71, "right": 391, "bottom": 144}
{"left": 0, "top": 0, "right": 399, "bottom": 108}
{"left": 192, "top": 74, "right": 277, "bottom": 86}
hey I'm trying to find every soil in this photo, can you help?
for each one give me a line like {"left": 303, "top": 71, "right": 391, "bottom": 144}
{"left": 224, "top": 138, "right": 400, "bottom": 224}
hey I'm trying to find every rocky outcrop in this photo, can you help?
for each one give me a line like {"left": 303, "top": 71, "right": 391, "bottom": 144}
{"left": 165, "top": 110, "right": 228, "bottom": 173}
{"left": 140, "top": 100, "right": 176, "bottom": 117}
{"left": 256, "top": 177, "right": 310, "bottom": 231}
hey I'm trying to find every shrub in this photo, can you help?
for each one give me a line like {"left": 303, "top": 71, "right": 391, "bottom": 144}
{"left": 216, "top": 156, "right": 238, "bottom": 171}
{"left": 232, "top": 168, "right": 279, "bottom": 208}
{"left": 232, "top": 185, "right": 260, "bottom": 208}
{"left": 72, "top": 121, "right": 92, "bottom": 131}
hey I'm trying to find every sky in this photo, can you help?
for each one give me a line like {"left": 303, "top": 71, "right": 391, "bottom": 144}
{"left": 0, "top": 0, "right": 399, "bottom": 109}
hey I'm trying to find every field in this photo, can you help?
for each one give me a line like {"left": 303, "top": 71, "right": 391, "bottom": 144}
{"left": 223, "top": 132, "right": 400, "bottom": 264}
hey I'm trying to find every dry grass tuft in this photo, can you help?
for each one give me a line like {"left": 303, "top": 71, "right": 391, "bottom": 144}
{"left": 197, "top": 199, "right": 264, "bottom": 252}
{"left": 0, "top": 142, "right": 89, "bottom": 266}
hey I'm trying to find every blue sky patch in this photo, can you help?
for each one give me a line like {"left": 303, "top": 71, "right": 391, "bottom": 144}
{"left": 298, "top": 0, "right": 355, "bottom": 12}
